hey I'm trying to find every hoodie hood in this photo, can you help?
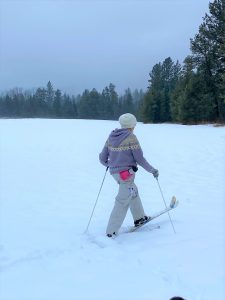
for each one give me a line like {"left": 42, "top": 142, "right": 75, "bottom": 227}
{"left": 108, "top": 128, "right": 131, "bottom": 147}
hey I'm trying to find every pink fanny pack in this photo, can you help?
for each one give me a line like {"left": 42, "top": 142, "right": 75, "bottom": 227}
{"left": 119, "top": 170, "right": 132, "bottom": 181}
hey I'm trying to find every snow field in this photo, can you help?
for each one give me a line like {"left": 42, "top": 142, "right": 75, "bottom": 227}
{"left": 0, "top": 119, "right": 225, "bottom": 300}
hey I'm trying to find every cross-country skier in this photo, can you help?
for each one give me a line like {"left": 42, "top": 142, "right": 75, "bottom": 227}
{"left": 99, "top": 113, "right": 159, "bottom": 238}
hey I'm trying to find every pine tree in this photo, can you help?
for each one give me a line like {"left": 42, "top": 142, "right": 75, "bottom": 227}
{"left": 62, "top": 94, "right": 77, "bottom": 118}
{"left": 77, "top": 89, "right": 101, "bottom": 119}
{"left": 122, "top": 88, "right": 135, "bottom": 115}
{"left": 46, "top": 81, "right": 54, "bottom": 109}
{"left": 141, "top": 58, "right": 181, "bottom": 123}
{"left": 108, "top": 83, "right": 119, "bottom": 119}
{"left": 101, "top": 83, "right": 119, "bottom": 119}
{"left": 101, "top": 86, "right": 110, "bottom": 119}
{"left": 171, "top": 56, "right": 217, "bottom": 124}
{"left": 33, "top": 88, "right": 48, "bottom": 117}
{"left": 190, "top": 0, "right": 225, "bottom": 121}
{"left": 53, "top": 89, "right": 62, "bottom": 118}
{"left": 133, "top": 89, "right": 145, "bottom": 120}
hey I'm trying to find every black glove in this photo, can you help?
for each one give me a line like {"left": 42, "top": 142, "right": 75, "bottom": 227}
{"left": 152, "top": 169, "right": 159, "bottom": 179}
{"left": 132, "top": 166, "right": 138, "bottom": 172}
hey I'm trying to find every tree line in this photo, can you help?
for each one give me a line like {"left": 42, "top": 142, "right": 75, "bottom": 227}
{"left": 0, "top": 82, "right": 144, "bottom": 120}
{"left": 0, "top": 0, "right": 224, "bottom": 124}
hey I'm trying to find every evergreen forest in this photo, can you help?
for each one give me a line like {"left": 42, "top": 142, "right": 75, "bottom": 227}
{"left": 0, "top": 0, "right": 224, "bottom": 124}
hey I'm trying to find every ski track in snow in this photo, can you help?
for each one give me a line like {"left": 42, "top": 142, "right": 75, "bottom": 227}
{"left": 0, "top": 223, "right": 161, "bottom": 272}
{"left": 0, "top": 119, "right": 225, "bottom": 300}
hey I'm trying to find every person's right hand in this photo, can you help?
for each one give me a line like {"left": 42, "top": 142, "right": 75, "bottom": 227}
{"left": 152, "top": 169, "right": 159, "bottom": 179}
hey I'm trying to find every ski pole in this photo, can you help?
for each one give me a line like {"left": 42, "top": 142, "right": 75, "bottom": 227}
{"left": 155, "top": 178, "right": 176, "bottom": 234}
{"left": 85, "top": 167, "right": 108, "bottom": 233}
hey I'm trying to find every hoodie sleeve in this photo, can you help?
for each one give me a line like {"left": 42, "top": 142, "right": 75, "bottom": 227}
{"left": 130, "top": 134, "right": 155, "bottom": 173}
{"left": 99, "top": 140, "right": 109, "bottom": 167}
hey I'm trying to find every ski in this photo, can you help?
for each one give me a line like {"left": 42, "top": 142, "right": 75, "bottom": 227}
{"left": 128, "top": 196, "right": 178, "bottom": 233}
{"left": 122, "top": 223, "right": 160, "bottom": 234}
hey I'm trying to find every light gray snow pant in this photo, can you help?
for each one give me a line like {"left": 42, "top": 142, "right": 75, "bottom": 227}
{"left": 106, "top": 173, "right": 145, "bottom": 235}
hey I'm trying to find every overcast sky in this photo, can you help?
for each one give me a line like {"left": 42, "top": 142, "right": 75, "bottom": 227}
{"left": 0, "top": 0, "right": 210, "bottom": 95}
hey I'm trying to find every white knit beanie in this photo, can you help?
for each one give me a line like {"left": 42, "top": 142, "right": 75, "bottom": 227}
{"left": 119, "top": 113, "right": 137, "bottom": 128}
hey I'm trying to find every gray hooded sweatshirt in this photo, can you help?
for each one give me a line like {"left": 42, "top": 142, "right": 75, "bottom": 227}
{"left": 99, "top": 128, "right": 155, "bottom": 174}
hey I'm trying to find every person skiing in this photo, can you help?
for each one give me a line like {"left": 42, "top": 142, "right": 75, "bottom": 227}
{"left": 99, "top": 113, "right": 159, "bottom": 238}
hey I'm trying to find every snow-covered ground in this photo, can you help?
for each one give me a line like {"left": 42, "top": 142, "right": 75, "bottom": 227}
{"left": 0, "top": 119, "right": 225, "bottom": 300}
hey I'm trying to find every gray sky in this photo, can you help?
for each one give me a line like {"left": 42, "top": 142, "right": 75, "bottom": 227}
{"left": 0, "top": 0, "right": 210, "bottom": 95}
